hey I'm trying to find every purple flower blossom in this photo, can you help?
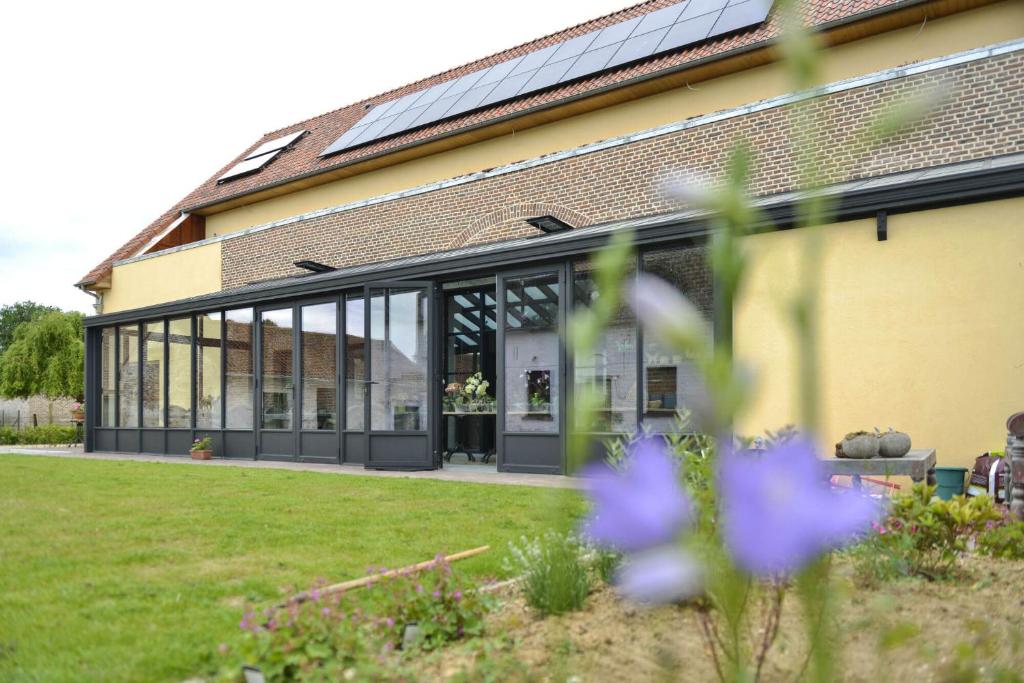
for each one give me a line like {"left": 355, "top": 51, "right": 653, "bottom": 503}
{"left": 432, "top": 590, "right": 442, "bottom": 599}
{"left": 386, "top": 617, "right": 395, "bottom": 628}
{"left": 321, "top": 607, "right": 331, "bottom": 617}
{"left": 310, "top": 588, "right": 321, "bottom": 601}
{"left": 453, "top": 590, "right": 462, "bottom": 602}
{"left": 414, "top": 582, "right": 424, "bottom": 593}
{"left": 582, "top": 436, "right": 692, "bottom": 552}
{"left": 719, "top": 437, "right": 883, "bottom": 577}
{"left": 615, "top": 546, "right": 703, "bottom": 604}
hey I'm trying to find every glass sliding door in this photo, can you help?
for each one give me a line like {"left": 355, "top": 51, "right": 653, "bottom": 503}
{"left": 641, "top": 245, "right": 713, "bottom": 431}
{"left": 365, "top": 282, "right": 435, "bottom": 469}
{"left": 195, "top": 312, "right": 223, "bottom": 429}
{"left": 141, "top": 321, "right": 165, "bottom": 428}
{"left": 258, "top": 306, "right": 297, "bottom": 459}
{"left": 572, "top": 258, "right": 638, "bottom": 436}
{"left": 299, "top": 300, "right": 340, "bottom": 463}
{"left": 343, "top": 292, "right": 367, "bottom": 464}
{"left": 498, "top": 267, "right": 564, "bottom": 473}
{"left": 225, "top": 309, "right": 254, "bottom": 430}
{"left": 167, "top": 317, "right": 192, "bottom": 429}
{"left": 118, "top": 324, "right": 139, "bottom": 428}
{"left": 100, "top": 327, "right": 116, "bottom": 427}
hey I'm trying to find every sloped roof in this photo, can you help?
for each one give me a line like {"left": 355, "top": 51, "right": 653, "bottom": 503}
{"left": 80, "top": 0, "right": 906, "bottom": 287}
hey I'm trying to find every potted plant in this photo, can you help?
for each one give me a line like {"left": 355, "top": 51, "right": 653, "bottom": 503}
{"left": 190, "top": 435, "right": 213, "bottom": 460}
{"left": 462, "top": 373, "right": 493, "bottom": 412}
{"left": 70, "top": 401, "right": 85, "bottom": 423}
{"left": 528, "top": 392, "right": 551, "bottom": 416}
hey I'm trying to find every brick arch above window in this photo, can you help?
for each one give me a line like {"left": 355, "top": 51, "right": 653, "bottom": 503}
{"left": 450, "top": 203, "right": 593, "bottom": 249}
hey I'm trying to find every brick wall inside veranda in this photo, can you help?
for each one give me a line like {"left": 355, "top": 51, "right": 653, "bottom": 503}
{"left": 220, "top": 51, "right": 1023, "bottom": 289}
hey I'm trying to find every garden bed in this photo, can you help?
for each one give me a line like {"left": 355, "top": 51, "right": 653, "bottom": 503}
{"left": 414, "top": 555, "right": 1024, "bottom": 681}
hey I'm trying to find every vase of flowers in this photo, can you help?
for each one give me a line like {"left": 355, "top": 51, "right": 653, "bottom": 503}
{"left": 190, "top": 436, "right": 213, "bottom": 460}
{"left": 462, "top": 373, "right": 493, "bottom": 412}
{"left": 70, "top": 402, "right": 85, "bottom": 423}
{"left": 444, "top": 382, "right": 463, "bottom": 412}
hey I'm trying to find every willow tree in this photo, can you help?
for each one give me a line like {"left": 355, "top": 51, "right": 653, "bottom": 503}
{"left": 0, "top": 311, "right": 84, "bottom": 401}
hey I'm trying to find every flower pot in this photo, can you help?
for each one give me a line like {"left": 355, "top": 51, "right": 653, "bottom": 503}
{"left": 879, "top": 430, "right": 911, "bottom": 458}
{"left": 838, "top": 434, "right": 879, "bottom": 459}
{"left": 191, "top": 449, "right": 213, "bottom": 460}
{"left": 70, "top": 409, "right": 85, "bottom": 422}
{"left": 934, "top": 466, "right": 967, "bottom": 500}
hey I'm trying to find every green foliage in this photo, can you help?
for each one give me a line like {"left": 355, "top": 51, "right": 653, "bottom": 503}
{"left": 504, "top": 531, "right": 591, "bottom": 616}
{"left": 977, "top": 520, "right": 1024, "bottom": 560}
{"left": 852, "top": 485, "right": 1003, "bottom": 582}
{"left": 220, "top": 559, "right": 489, "bottom": 682}
{"left": 930, "top": 618, "right": 1024, "bottom": 683}
{"left": 0, "top": 424, "right": 77, "bottom": 445}
{"left": 0, "top": 310, "right": 84, "bottom": 400}
{"left": 0, "top": 301, "right": 58, "bottom": 354}
{"left": 191, "top": 435, "right": 213, "bottom": 451}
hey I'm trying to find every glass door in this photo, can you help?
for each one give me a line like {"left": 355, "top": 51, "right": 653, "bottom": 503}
{"left": 497, "top": 266, "right": 566, "bottom": 473}
{"left": 364, "top": 282, "right": 437, "bottom": 469}
{"left": 257, "top": 305, "right": 297, "bottom": 459}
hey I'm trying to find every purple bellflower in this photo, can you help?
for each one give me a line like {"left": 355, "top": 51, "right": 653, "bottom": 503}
{"left": 582, "top": 436, "right": 691, "bottom": 553}
{"left": 719, "top": 437, "right": 883, "bottom": 577}
{"left": 582, "top": 437, "right": 701, "bottom": 603}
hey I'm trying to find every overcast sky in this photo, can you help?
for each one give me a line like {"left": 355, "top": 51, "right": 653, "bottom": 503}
{"left": 0, "top": 0, "right": 628, "bottom": 314}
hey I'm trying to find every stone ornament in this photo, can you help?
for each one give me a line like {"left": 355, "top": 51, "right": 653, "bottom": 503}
{"left": 879, "top": 427, "right": 912, "bottom": 458}
{"left": 837, "top": 431, "right": 879, "bottom": 459}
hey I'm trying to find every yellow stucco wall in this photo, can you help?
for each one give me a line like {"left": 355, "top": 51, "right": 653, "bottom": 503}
{"left": 204, "top": 1, "right": 1023, "bottom": 238}
{"left": 735, "top": 198, "right": 1024, "bottom": 471}
{"left": 103, "top": 242, "right": 222, "bottom": 314}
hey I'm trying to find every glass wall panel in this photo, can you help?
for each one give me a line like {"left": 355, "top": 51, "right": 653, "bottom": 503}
{"left": 370, "top": 288, "right": 428, "bottom": 431}
{"left": 100, "top": 327, "right": 116, "bottom": 427}
{"left": 642, "top": 245, "right": 713, "bottom": 431}
{"left": 118, "top": 324, "right": 139, "bottom": 428}
{"left": 344, "top": 294, "right": 365, "bottom": 430}
{"left": 301, "top": 302, "right": 337, "bottom": 430}
{"left": 141, "top": 321, "right": 165, "bottom": 428}
{"left": 225, "top": 308, "right": 254, "bottom": 429}
{"left": 196, "top": 313, "right": 223, "bottom": 429}
{"left": 504, "top": 272, "right": 560, "bottom": 433}
{"left": 572, "top": 259, "right": 637, "bottom": 433}
{"left": 261, "top": 308, "right": 294, "bottom": 430}
{"left": 167, "top": 317, "right": 192, "bottom": 428}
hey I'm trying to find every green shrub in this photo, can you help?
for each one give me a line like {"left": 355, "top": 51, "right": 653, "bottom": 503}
{"left": 505, "top": 531, "right": 590, "bottom": 616}
{"left": 851, "top": 485, "right": 1002, "bottom": 582}
{"left": 220, "top": 557, "right": 490, "bottom": 681}
{"left": 977, "top": 520, "right": 1024, "bottom": 560}
{"left": 0, "top": 424, "right": 77, "bottom": 446}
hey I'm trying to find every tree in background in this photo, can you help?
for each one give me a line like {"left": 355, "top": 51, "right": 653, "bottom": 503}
{"left": 0, "top": 301, "right": 60, "bottom": 354}
{"left": 0, "top": 311, "right": 84, "bottom": 401}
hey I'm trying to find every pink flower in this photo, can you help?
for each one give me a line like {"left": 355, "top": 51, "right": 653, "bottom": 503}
{"left": 386, "top": 617, "right": 395, "bottom": 627}
{"left": 432, "top": 590, "right": 442, "bottom": 599}
{"left": 453, "top": 591, "right": 462, "bottom": 602}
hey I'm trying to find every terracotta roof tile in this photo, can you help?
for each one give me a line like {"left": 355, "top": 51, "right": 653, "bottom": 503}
{"left": 80, "top": 0, "right": 903, "bottom": 287}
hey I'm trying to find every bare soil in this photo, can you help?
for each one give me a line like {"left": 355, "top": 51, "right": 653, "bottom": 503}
{"left": 417, "top": 556, "right": 1024, "bottom": 682}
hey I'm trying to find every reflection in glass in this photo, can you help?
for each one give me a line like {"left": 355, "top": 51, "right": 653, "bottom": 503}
{"left": 100, "top": 327, "right": 116, "bottom": 427}
{"left": 504, "top": 273, "right": 560, "bottom": 433}
{"left": 167, "top": 318, "right": 192, "bottom": 428}
{"left": 196, "top": 313, "right": 222, "bottom": 429}
{"left": 261, "top": 308, "right": 294, "bottom": 430}
{"left": 572, "top": 260, "right": 637, "bottom": 433}
{"left": 642, "top": 245, "right": 713, "bottom": 431}
{"left": 225, "top": 309, "right": 254, "bottom": 429}
{"left": 345, "top": 294, "right": 365, "bottom": 430}
{"left": 142, "top": 321, "right": 165, "bottom": 428}
{"left": 301, "top": 302, "right": 337, "bottom": 430}
{"left": 370, "top": 288, "right": 428, "bottom": 431}
{"left": 118, "top": 324, "right": 139, "bottom": 428}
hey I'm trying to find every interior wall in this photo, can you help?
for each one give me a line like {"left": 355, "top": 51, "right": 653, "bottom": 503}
{"left": 735, "top": 197, "right": 1024, "bottom": 470}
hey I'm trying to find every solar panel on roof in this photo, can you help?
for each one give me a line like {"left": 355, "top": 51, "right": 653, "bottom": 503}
{"left": 218, "top": 151, "right": 280, "bottom": 183}
{"left": 219, "top": 129, "right": 308, "bottom": 183}
{"left": 244, "top": 130, "right": 306, "bottom": 160}
{"left": 320, "top": 0, "right": 773, "bottom": 158}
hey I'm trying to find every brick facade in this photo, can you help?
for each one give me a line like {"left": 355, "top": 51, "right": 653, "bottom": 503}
{"left": 221, "top": 51, "right": 1023, "bottom": 289}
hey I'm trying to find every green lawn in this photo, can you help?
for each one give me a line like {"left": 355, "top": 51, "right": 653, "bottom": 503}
{"left": 0, "top": 455, "right": 580, "bottom": 682}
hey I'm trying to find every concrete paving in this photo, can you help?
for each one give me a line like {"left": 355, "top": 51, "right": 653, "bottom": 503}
{"left": 2, "top": 447, "right": 580, "bottom": 489}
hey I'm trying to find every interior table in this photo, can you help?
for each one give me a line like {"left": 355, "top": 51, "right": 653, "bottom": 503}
{"left": 819, "top": 448, "right": 936, "bottom": 490}
{"left": 442, "top": 412, "right": 497, "bottom": 464}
